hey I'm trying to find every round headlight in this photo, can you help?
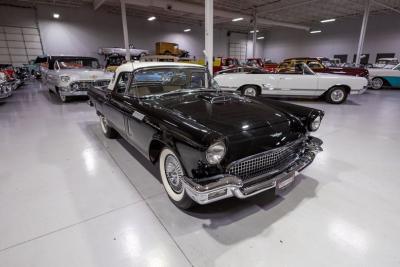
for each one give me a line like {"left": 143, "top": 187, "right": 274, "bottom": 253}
{"left": 60, "top": 76, "right": 70, "bottom": 83}
{"left": 309, "top": 116, "right": 322, "bottom": 131}
{"left": 71, "top": 83, "right": 80, "bottom": 90}
{"left": 206, "top": 141, "right": 226, "bottom": 165}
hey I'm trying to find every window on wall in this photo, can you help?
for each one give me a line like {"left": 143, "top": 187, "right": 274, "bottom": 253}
{"left": 228, "top": 41, "right": 247, "bottom": 63}
{"left": 353, "top": 54, "right": 370, "bottom": 65}
{"left": 376, "top": 53, "right": 395, "bottom": 62}
{"left": 334, "top": 54, "right": 348, "bottom": 63}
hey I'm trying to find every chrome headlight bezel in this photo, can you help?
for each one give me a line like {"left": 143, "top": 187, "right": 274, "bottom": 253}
{"left": 206, "top": 141, "right": 226, "bottom": 165}
{"left": 60, "top": 75, "right": 70, "bottom": 83}
{"left": 308, "top": 115, "right": 322, "bottom": 131}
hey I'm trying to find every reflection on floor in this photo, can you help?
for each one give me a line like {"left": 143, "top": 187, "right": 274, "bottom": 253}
{"left": 1, "top": 80, "right": 400, "bottom": 267}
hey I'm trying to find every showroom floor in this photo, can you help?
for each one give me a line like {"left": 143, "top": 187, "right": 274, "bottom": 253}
{"left": 0, "top": 80, "right": 400, "bottom": 267}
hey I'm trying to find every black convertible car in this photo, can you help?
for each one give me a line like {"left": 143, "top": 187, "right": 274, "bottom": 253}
{"left": 88, "top": 62, "right": 324, "bottom": 209}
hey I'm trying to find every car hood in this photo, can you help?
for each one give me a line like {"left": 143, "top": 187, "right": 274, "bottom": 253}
{"left": 58, "top": 69, "right": 113, "bottom": 81}
{"left": 150, "top": 91, "right": 297, "bottom": 136}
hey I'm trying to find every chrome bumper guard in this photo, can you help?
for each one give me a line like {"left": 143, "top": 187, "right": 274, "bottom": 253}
{"left": 183, "top": 137, "right": 323, "bottom": 205}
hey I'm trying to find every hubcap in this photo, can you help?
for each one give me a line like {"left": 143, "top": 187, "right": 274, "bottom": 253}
{"left": 372, "top": 78, "right": 383, "bottom": 89}
{"left": 164, "top": 154, "right": 184, "bottom": 194}
{"left": 244, "top": 87, "right": 256, "bottom": 96}
{"left": 331, "top": 89, "right": 344, "bottom": 102}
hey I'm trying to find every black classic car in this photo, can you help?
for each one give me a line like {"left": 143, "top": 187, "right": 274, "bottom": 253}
{"left": 88, "top": 62, "right": 324, "bottom": 209}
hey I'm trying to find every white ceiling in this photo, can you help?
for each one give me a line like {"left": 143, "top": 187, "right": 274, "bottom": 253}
{"left": 1, "top": 0, "right": 400, "bottom": 32}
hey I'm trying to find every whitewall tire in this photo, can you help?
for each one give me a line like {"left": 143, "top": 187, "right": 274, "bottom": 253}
{"left": 325, "top": 86, "right": 348, "bottom": 104}
{"left": 99, "top": 115, "right": 118, "bottom": 138}
{"left": 159, "top": 148, "right": 194, "bottom": 209}
{"left": 371, "top": 77, "right": 384, "bottom": 90}
{"left": 242, "top": 85, "right": 259, "bottom": 97}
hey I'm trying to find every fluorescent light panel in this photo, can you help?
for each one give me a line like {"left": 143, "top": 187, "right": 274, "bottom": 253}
{"left": 53, "top": 13, "right": 60, "bottom": 19}
{"left": 249, "top": 30, "right": 259, "bottom": 33}
{"left": 183, "top": 28, "right": 191, "bottom": 32}
{"left": 232, "top": 17, "right": 243, "bottom": 22}
{"left": 320, "top": 18, "right": 336, "bottom": 23}
{"left": 310, "top": 30, "right": 322, "bottom": 34}
{"left": 257, "top": 36, "right": 264, "bottom": 40}
{"left": 147, "top": 16, "right": 156, "bottom": 21}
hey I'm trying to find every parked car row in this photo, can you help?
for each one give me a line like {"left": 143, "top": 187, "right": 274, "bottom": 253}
{"left": 0, "top": 64, "right": 30, "bottom": 101}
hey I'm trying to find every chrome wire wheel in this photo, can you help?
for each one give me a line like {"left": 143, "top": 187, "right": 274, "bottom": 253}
{"left": 371, "top": 77, "right": 384, "bottom": 90}
{"left": 330, "top": 88, "right": 345, "bottom": 102}
{"left": 164, "top": 154, "right": 184, "bottom": 194}
{"left": 243, "top": 87, "right": 257, "bottom": 96}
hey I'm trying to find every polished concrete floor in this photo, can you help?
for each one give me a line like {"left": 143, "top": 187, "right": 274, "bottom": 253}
{"left": 1, "top": 80, "right": 400, "bottom": 267}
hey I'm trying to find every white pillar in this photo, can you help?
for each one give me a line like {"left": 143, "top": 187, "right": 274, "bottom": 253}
{"left": 120, "top": 0, "right": 130, "bottom": 61}
{"left": 205, "top": 0, "right": 213, "bottom": 75}
{"left": 356, "top": 0, "right": 370, "bottom": 66}
{"left": 252, "top": 10, "right": 257, "bottom": 58}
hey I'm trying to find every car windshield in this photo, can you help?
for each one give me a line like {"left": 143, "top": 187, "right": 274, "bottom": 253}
{"left": 129, "top": 67, "right": 218, "bottom": 97}
{"left": 278, "top": 62, "right": 315, "bottom": 75}
{"left": 58, "top": 58, "right": 100, "bottom": 69}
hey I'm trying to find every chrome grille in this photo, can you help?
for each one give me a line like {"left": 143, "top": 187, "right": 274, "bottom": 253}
{"left": 227, "top": 140, "right": 304, "bottom": 181}
{"left": 71, "top": 80, "right": 110, "bottom": 91}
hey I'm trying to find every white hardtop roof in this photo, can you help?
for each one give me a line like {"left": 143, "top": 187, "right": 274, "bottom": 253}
{"left": 116, "top": 61, "right": 205, "bottom": 72}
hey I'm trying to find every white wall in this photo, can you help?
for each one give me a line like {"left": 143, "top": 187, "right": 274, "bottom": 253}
{"left": 0, "top": 4, "right": 231, "bottom": 63}
{"left": 263, "top": 13, "right": 400, "bottom": 63}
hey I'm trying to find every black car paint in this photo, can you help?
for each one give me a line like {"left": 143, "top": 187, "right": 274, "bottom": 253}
{"left": 88, "top": 74, "right": 324, "bottom": 183}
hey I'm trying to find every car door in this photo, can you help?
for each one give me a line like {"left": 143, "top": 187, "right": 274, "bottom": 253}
{"left": 276, "top": 64, "right": 319, "bottom": 96}
{"left": 103, "top": 72, "right": 130, "bottom": 134}
{"left": 123, "top": 70, "right": 158, "bottom": 156}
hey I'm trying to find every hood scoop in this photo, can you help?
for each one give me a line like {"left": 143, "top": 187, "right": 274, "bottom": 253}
{"left": 198, "top": 94, "right": 249, "bottom": 104}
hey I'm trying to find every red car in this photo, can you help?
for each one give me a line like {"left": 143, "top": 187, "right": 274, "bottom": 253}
{"left": 278, "top": 58, "right": 369, "bottom": 77}
{"left": 246, "top": 58, "right": 278, "bottom": 72}
{"left": 213, "top": 57, "right": 240, "bottom": 74}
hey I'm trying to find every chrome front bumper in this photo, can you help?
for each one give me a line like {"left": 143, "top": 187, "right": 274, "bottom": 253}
{"left": 59, "top": 87, "right": 88, "bottom": 97}
{"left": 183, "top": 137, "right": 323, "bottom": 205}
{"left": 351, "top": 86, "right": 368, "bottom": 95}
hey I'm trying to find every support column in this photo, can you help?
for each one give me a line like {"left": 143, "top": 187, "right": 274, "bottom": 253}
{"left": 252, "top": 9, "right": 257, "bottom": 58}
{"left": 205, "top": 0, "right": 213, "bottom": 75}
{"left": 120, "top": 0, "right": 130, "bottom": 61}
{"left": 355, "top": 0, "right": 370, "bottom": 66}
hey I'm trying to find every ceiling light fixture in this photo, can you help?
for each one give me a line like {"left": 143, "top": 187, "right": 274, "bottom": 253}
{"left": 147, "top": 16, "right": 156, "bottom": 21}
{"left": 257, "top": 36, "right": 265, "bottom": 40}
{"left": 183, "top": 28, "right": 191, "bottom": 32}
{"left": 53, "top": 13, "right": 60, "bottom": 19}
{"left": 232, "top": 17, "right": 243, "bottom": 22}
{"left": 249, "top": 30, "right": 259, "bottom": 33}
{"left": 310, "top": 30, "right": 322, "bottom": 34}
{"left": 320, "top": 18, "right": 336, "bottom": 23}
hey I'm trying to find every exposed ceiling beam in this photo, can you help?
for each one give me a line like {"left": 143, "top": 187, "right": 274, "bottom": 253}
{"left": 123, "top": 0, "right": 310, "bottom": 31}
{"left": 373, "top": 0, "right": 400, "bottom": 15}
{"left": 256, "top": 0, "right": 319, "bottom": 15}
{"left": 93, "top": 0, "right": 107, "bottom": 10}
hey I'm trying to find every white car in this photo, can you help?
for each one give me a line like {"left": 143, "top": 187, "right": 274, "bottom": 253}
{"left": 44, "top": 56, "right": 113, "bottom": 102}
{"left": 368, "top": 63, "right": 400, "bottom": 90}
{"left": 214, "top": 64, "right": 368, "bottom": 104}
{"left": 372, "top": 58, "right": 399, "bottom": 69}
{"left": 98, "top": 47, "right": 149, "bottom": 58}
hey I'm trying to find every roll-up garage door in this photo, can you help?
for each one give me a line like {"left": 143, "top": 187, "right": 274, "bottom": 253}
{"left": 0, "top": 26, "right": 44, "bottom": 65}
